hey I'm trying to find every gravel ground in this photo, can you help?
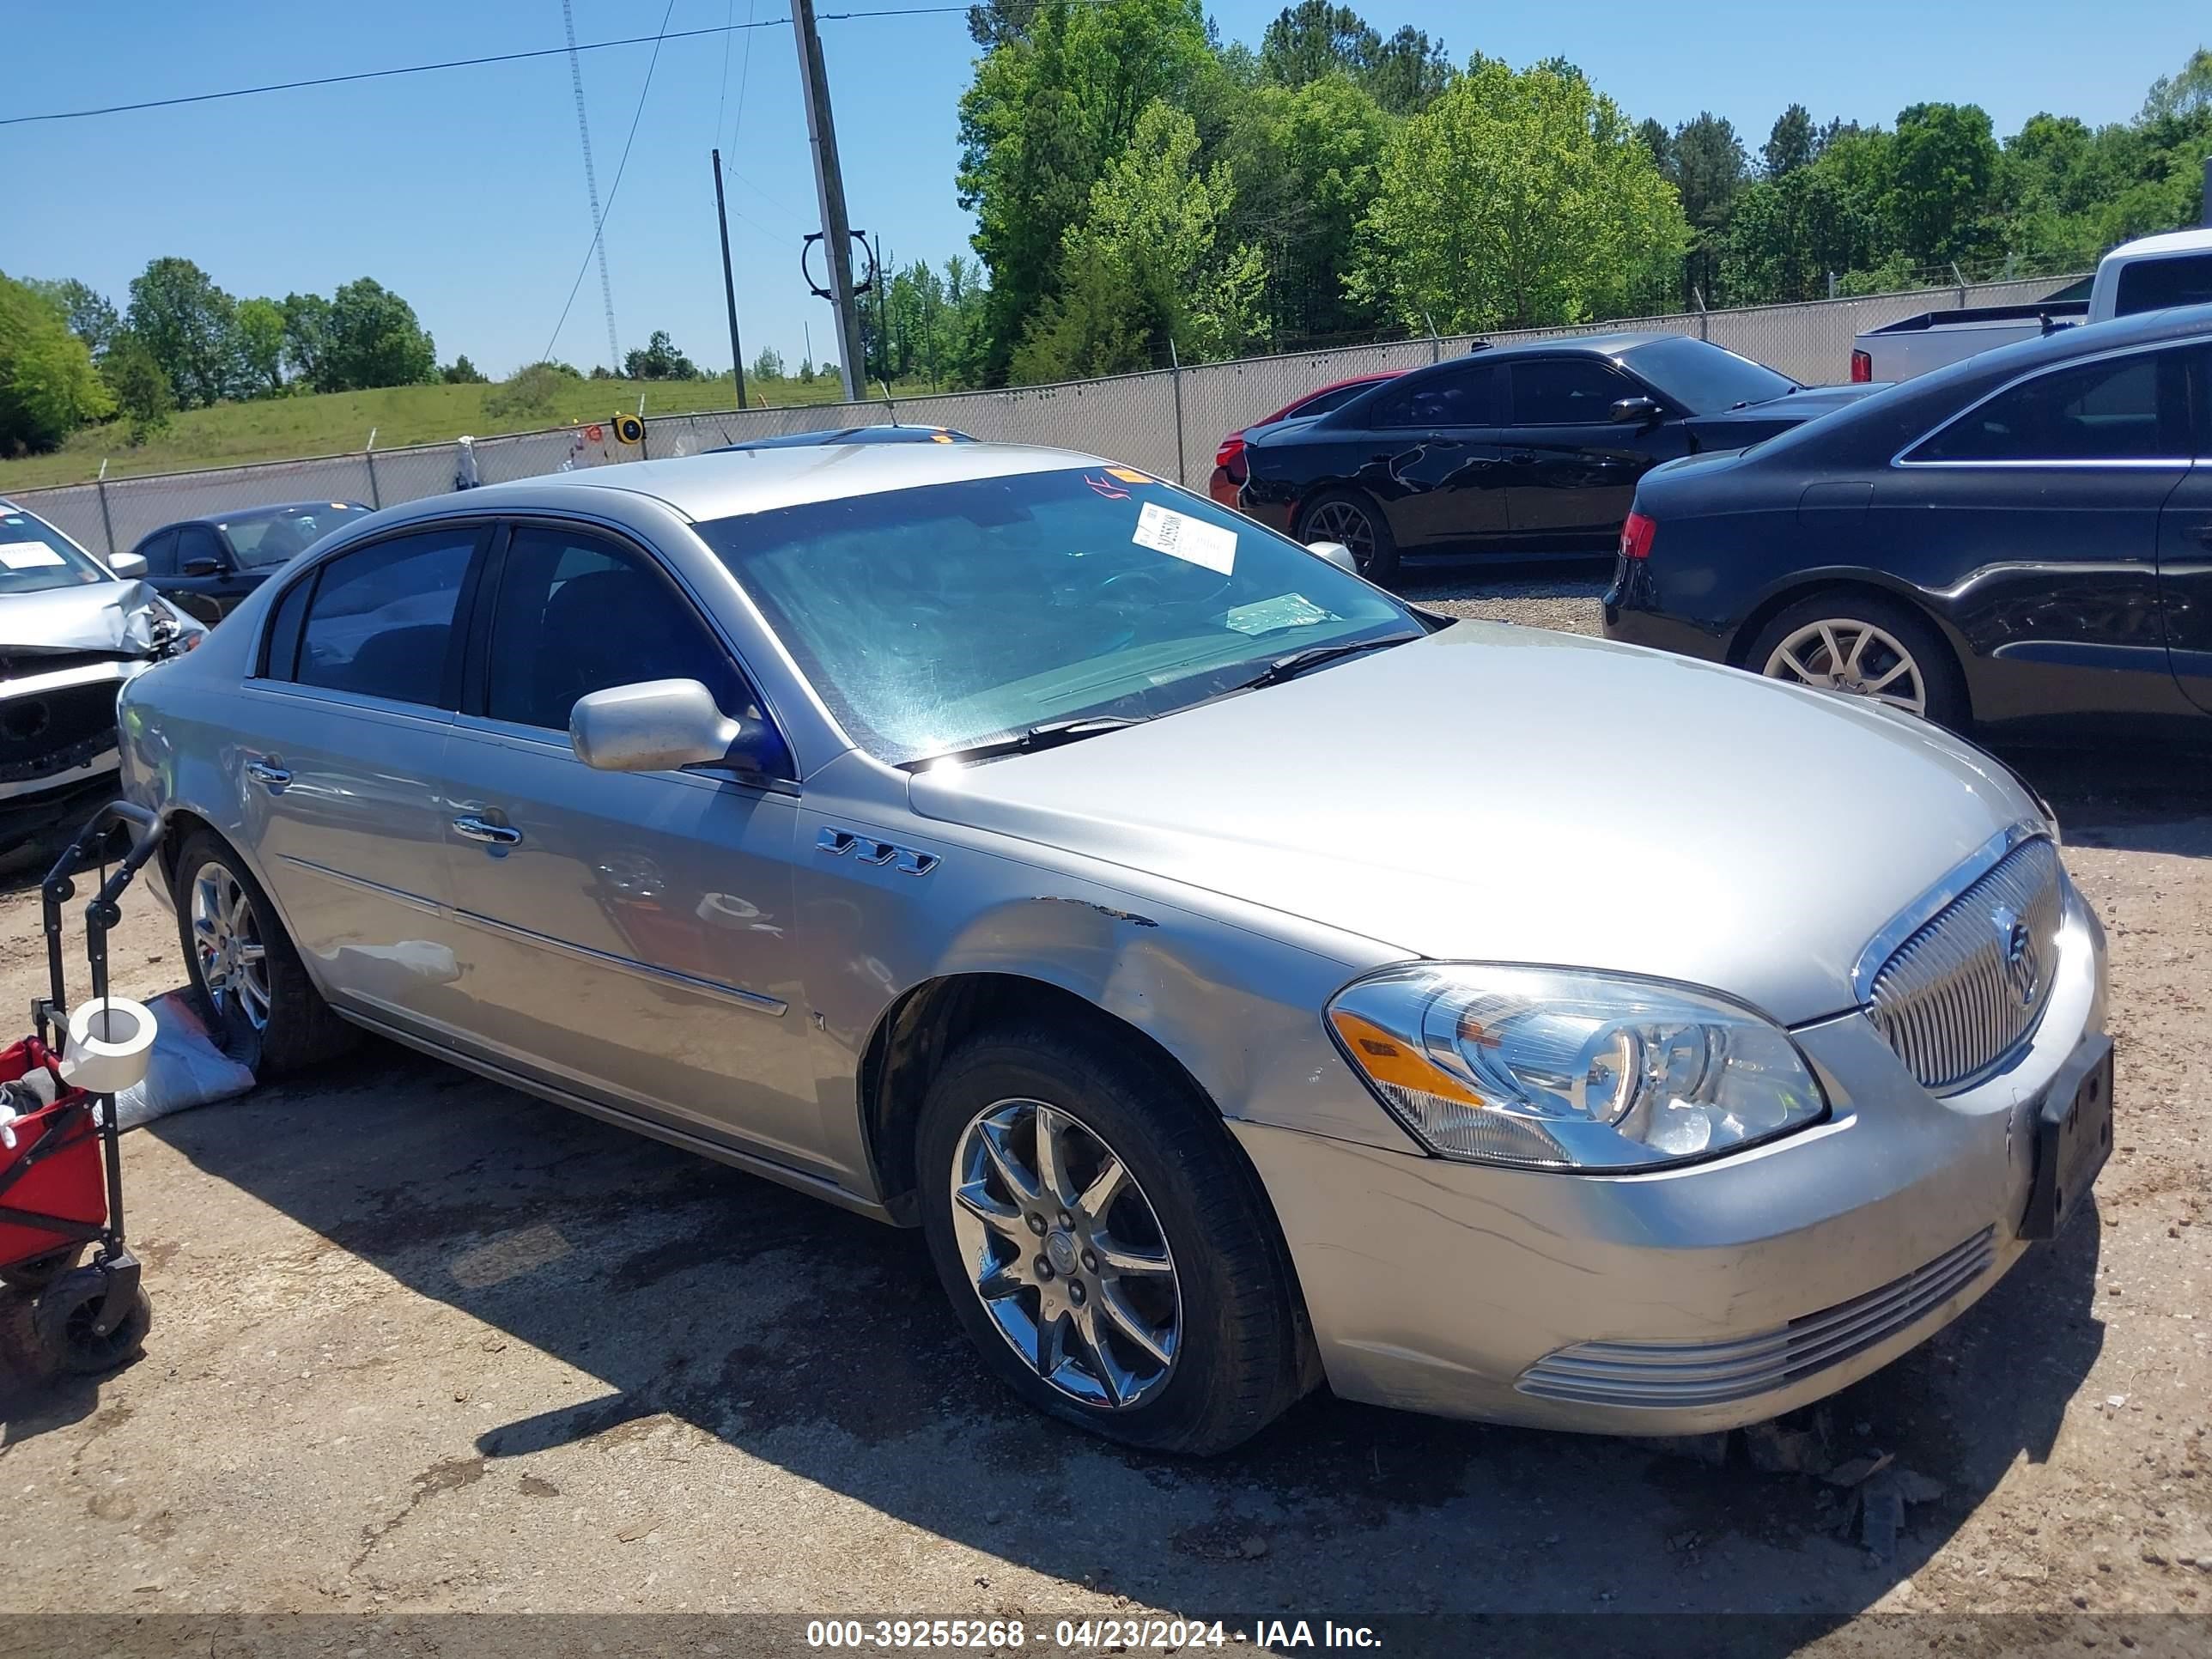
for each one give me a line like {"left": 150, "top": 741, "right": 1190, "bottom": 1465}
{"left": 1, "top": 571, "right": 2208, "bottom": 1653}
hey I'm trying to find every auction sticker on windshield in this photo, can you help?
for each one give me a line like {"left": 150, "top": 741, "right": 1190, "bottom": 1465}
{"left": 0, "top": 543, "right": 66, "bottom": 568}
{"left": 1134, "top": 501, "right": 1237, "bottom": 574}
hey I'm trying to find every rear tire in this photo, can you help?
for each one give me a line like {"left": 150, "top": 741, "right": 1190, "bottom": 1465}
{"left": 172, "top": 828, "right": 358, "bottom": 1076}
{"left": 34, "top": 1266, "right": 152, "bottom": 1375}
{"left": 1297, "top": 490, "right": 1400, "bottom": 586}
{"left": 915, "top": 1024, "right": 1308, "bottom": 1455}
{"left": 1747, "top": 592, "right": 1966, "bottom": 731}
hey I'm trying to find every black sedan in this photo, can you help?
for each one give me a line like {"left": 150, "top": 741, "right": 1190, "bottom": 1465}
{"left": 1603, "top": 303, "right": 2212, "bottom": 744}
{"left": 1237, "top": 334, "right": 1881, "bottom": 580}
{"left": 128, "top": 501, "right": 369, "bottom": 625}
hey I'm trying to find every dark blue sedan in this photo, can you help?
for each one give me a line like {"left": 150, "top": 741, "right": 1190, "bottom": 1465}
{"left": 128, "top": 501, "right": 370, "bottom": 626}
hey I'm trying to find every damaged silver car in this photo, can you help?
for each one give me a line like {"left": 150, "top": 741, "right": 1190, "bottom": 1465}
{"left": 1, "top": 499, "right": 204, "bottom": 855}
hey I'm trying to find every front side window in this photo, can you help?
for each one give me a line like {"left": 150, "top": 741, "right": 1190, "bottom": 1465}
{"left": 1510, "top": 359, "right": 1635, "bottom": 425}
{"left": 0, "top": 506, "right": 109, "bottom": 594}
{"left": 174, "top": 524, "right": 227, "bottom": 571}
{"left": 136, "top": 529, "right": 179, "bottom": 577}
{"left": 294, "top": 527, "right": 477, "bottom": 707}
{"left": 483, "top": 526, "right": 754, "bottom": 733}
{"left": 224, "top": 505, "right": 367, "bottom": 568}
{"left": 695, "top": 468, "right": 1416, "bottom": 766}
{"left": 1911, "top": 351, "right": 2187, "bottom": 464}
{"left": 2114, "top": 254, "right": 2212, "bottom": 317}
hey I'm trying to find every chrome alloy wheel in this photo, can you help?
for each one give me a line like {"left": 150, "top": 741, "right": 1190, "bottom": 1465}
{"left": 190, "top": 861, "right": 270, "bottom": 1031}
{"left": 1303, "top": 500, "right": 1376, "bottom": 571}
{"left": 1762, "top": 617, "right": 1929, "bottom": 716}
{"left": 950, "top": 1097, "right": 1182, "bottom": 1410}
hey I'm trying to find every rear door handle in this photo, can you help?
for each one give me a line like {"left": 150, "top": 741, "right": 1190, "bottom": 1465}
{"left": 245, "top": 759, "right": 291, "bottom": 793}
{"left": 452, "top": 815, "right": 522, "bottom": 848}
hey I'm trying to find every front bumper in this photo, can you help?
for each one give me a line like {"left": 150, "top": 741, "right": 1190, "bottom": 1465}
{"left": 1236, "top": 878, "right": 2106, "bottom": 1435}
{"left": 0, "top": 661, "right": 145, "bottom": 849}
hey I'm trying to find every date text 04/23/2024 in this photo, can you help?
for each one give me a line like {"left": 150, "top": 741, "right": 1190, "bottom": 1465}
{"left": 804, "top": 1619, "right": 1384, "bottom": 1650}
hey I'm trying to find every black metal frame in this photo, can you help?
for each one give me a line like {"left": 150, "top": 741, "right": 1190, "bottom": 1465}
{"left": 16, "top": 799, "right": 167, "bottom": 1331}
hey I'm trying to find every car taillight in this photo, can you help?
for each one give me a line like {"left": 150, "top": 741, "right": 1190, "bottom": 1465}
{"left": 1214, "top": 433, "right": 1246, "bottom": 476}
{"left": 1619, "top": 511, "right": 1656, "bottom": 561}
{"left": 1850, "top": 349, "right": 1872, "bottom": 384}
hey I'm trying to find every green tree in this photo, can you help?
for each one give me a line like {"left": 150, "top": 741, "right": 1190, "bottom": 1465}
{"left": 1349, "top": 58, "right": 1688, "bottom": 331}
{"left": 325, "top": 278, "right": 436, "bottom": 389}
{"left": 279, "top": 293, "right": 334, "bottom": 391}
{"left": 750, "top": 345, "right": 786, "bottom": 382}
{"left": 1012, "top": 100, "right": 1267, "bottom": 381}
{"left": 1763, "top": 104, "right": 1816, "bottom": 179}
{"left": 623, "top": 330, "right": 700, "bottom": 380}
{"left": 1255, "top": 4, "right": 1449, "bottom": 115}
{"left": 26, "top": 278, "right": 121, "bottom": 358}
{"left": 957, "top": 0, "right": 1212, "bottom": 382}
{"left": 1887, "top": 102, "right": 2002, "bottom": 264}
{"left": 126, "top": 256, "right": 237, "bottom": 407}
{"left": 1719, "top": 167, "right": 1882, "bottom": 301}
{"left": 2141, "top": 46, "right": 2212, "bottom": 121}
{"left": 1217, "top": 73, "right": 1393, "bottom": 343}
{"left": 233, "top": 297, "right": 288, "bottom": 396}
{"left": 1671, "top": 112, "right": 1747, "bottom": 304}
{"left": 0, "top": 274, "right": 116, "bottom": 452}
{"left": 441, "top": 355, "right": 489, "bottom": 384}
{"left": 100, "top": 330, "right": 176, "bottom": 443}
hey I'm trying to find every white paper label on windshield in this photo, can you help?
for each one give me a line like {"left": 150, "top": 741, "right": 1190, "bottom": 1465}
{"left": 1223, "top": 593, "right": 1331, "bottom": 635}
{"left": 0, "top": 544, "right": 66, "bottom": 569}
{"left": 1133, "top": 501, "right": 1237, "bottom": 574}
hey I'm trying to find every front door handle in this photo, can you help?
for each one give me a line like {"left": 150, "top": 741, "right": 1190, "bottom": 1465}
{"left": 452, "top": 815, "right": 522, "bottom": 848}
{"left": 2192, "top": 523, "right": 2212, "bottom": 549}
{"left": 1507, "top": 452, "right": 1536, "bottom": 465}
{"left": 245, "top": 759, "right": 291, "bottom": 793}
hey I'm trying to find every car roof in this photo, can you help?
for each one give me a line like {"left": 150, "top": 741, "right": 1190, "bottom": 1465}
{"left": 2105, "top": 228, "right": 2212, "bottom": 261}
{"left": 712, "top": 424, "right": 975, "bottom": 452}
{"left": 375, "top": 441, "right": 1112, "bottom": 525}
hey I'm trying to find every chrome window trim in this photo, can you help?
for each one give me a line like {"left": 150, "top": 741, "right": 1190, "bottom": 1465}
{"left": 1849, "top": 820, "right": 2046, "bottom": 1005}
{"left": 1889, "top": 335, "right": 2194, "bottom": 470}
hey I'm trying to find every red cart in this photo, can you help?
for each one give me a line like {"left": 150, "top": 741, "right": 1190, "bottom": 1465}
{"left": 1, "top": 801, "right": 163, "bottom": 1373}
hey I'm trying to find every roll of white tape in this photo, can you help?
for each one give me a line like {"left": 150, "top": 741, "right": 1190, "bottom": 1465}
{"left": 61, "top": 996, "right": 160, "bottom": 1095}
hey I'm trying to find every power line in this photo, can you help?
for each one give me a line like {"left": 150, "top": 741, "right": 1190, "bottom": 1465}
{"left": 542, "top": 0, "right": 681, "bottom": 367}
{"left": 0, "top": 5, "right": 1045, "bottom": 128}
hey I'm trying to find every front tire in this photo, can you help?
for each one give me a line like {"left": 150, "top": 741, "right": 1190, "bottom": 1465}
{"left": 173, "top": 829, "right": 358, "bottom": 1076}
{"left": 1748, "top": 593, "right": 1966, "bottom": 730}
{"left": 33, "top": 1266, "right": 152, "bottom": 1375}
{"left": 1298, "top": 490, "right": 1400, "bottom": 586}
{"left": 915, "top": 1024, "right": 1307, "bottom": 1454}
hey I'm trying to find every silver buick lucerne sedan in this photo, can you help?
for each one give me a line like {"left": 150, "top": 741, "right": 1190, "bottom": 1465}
{"left": 118, "top": 443, "right": 2112, "bottom": 1453}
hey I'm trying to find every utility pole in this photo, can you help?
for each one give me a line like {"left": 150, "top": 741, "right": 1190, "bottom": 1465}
{"left": 711, "top": 149, "right": 749, "bottom": 410}
{"left": 791, "top": 0, "right": 867, "bottom": 401}
{"left": 561, "top": 0, "right": 620, "bottom": 374}
{"left": 872, "top": 233, "right": 890, "bottom": 392}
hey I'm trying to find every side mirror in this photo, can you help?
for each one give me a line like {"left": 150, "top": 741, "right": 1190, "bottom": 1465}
{"left": 1610, "top": 396, "right": 1663, "bottom": 428}
{"left": 180, "top": 556, "right": 226, "bottom": 577}
{"left": 109, "top": 550, "right": 148, "bottom": 578}
{"left": 570, "top": 678, "right": 765, "bottom": 775}
{"left": 1307, "top": 540, "right": 1359, "bottom": 574}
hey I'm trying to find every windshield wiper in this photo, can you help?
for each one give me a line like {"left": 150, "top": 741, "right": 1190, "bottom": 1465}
{"left": 911, "top": 715, "right": 1145, "bottom": 767}
{"left": 1221, "top": 633, "right": 1422, "bottom": 694}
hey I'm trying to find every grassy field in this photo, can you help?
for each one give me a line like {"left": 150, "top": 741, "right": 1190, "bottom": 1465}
{"left": 0, "top": 373, "right": 940, "bottom": 492}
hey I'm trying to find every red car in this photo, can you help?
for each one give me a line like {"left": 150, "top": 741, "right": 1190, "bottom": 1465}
{"left": 1208, "top": 372, "right": 1402, "bottom": 507}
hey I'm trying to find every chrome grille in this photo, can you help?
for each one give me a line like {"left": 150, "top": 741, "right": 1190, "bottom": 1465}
{"left": 1516, "top": 1228, "right": 1996, "bottom": 1409}
{"left": 1866, "top": 836, "right": 2063, "bottom": 1093}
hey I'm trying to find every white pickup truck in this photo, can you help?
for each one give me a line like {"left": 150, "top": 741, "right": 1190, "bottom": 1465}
{"left": 1850, "top": 227, "right": 2212, "bottom": 383}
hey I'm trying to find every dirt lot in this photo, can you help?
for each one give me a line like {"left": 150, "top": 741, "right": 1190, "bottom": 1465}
{"left": 2, "top": 564, "right": 2208, "bottom": 1652}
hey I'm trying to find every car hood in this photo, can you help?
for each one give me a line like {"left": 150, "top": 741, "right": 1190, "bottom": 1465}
{"left": 908, "top": 623, "right": 2045, "bottom": 1025}
{"left": 0, "top": 579, "right": 203, "bottom": 665}
{"left": 1690, "top": 384, "right": 1887, "bottom": 429}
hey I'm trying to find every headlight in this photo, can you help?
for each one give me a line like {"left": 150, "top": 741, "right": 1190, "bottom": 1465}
{"left": 1327, "top": 964, "right": 1826, "bottom": 1171}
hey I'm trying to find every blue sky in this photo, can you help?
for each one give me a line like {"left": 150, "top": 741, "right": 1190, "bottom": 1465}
{"left": 4, "top": 2, "right": 2203, "bottom": 380}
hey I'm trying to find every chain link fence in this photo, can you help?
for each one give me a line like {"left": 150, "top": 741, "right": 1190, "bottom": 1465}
{"left": 9, "top": 274, "right": 2084, "bottom": 562}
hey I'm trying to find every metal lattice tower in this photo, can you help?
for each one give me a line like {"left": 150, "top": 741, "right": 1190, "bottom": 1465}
{"left": 562, "top": 0, "right": 621, "bottom": 371}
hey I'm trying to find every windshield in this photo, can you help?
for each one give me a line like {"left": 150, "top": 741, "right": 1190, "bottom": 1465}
{"left": 696, "top": 466, "right": 1417, "bottom": 765}
{"left": 1623, "top": 335, "right": 1798, "bottom": 412}
{"left": 222, "top": 504, "right": 365, "bottom": 568}
{"left": 0, "top": 506, "right": 112, "bottom": 595}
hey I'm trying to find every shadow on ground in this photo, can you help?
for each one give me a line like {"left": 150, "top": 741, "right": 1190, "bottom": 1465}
{"left": 0, "top": 1041, "right": 2101, "bottom": 1631}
